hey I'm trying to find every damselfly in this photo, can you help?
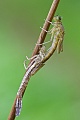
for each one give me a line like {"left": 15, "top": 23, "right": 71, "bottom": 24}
{"left": 39, "top": 15, "right": 64, "bottom": 62}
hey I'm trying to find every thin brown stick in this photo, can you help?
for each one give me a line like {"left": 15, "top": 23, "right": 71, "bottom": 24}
{"left": 8, "top": 0, "right": 60, "bottom": 120}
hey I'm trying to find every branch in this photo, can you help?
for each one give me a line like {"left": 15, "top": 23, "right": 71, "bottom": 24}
{"left": 8, "top": 0, "right": 60, "bottom": 120}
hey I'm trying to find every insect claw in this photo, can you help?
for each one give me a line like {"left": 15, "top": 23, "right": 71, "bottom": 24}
{"left": 44, "top": 19, "right": 54, "bottom": 25}
{"left": 40, "top": 26, "right": 42, "bottom": 29}
{"left": 40, "top": 27, "right": 49, "bottom": 33}
{"left": 23, "top": 60, "right": 27, "bottom": 70}
{"left": 26, "top": 56, "right": 31, "bottom": 60}
{"left": 36, "top": 43, "right": 42, "bottom": 46}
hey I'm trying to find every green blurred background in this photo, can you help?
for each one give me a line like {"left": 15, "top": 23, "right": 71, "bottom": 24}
{"left": 0, "top": 0, "right": 80, "bottom": 120}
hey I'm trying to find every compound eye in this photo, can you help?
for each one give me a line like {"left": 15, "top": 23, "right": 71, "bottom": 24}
{"left": 59, "top": 16, "right": 61, "bottom": 20}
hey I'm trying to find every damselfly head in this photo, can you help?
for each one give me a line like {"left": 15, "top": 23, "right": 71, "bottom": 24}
{"left": 53, "top": 16, "right": 62, "bottom": 22}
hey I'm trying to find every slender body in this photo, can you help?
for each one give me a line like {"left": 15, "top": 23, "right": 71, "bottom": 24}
{"left": 41, "top": 16, "right": 64, "bottom": 62}
{"left": 15, "top": 46, "right": 46, "bottom": 116}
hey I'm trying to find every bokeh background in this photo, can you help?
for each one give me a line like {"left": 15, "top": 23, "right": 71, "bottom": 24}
{"left": 0, "top": 0, "right": 80, "bottom": 120}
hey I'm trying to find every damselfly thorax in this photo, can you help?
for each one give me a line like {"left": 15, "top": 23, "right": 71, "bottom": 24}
{"left": 40, "top": 16, "right": 64, "bottom": 54}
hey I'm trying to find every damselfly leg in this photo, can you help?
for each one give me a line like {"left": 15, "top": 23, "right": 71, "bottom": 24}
{"left": 44, "top": 19, "right": 54, "bottom": 25}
